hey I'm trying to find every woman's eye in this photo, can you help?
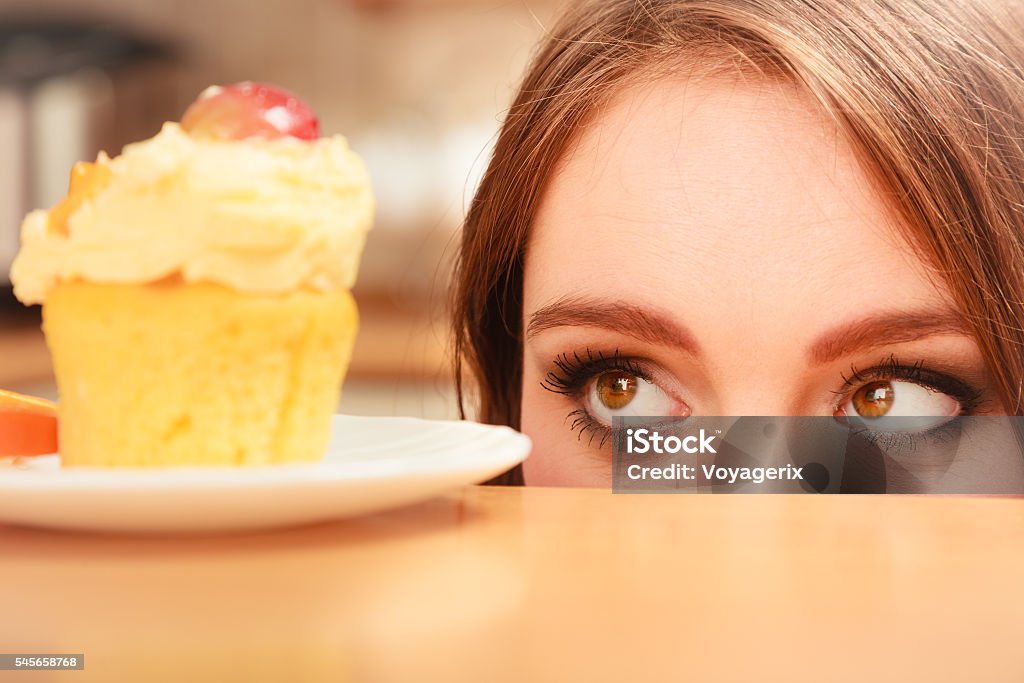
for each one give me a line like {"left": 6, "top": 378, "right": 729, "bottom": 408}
{"left": 836, "top": 380, "right": 960, "bottom": 420}
{"left": 584, "top": 370, "right": 681, "bottom": 425}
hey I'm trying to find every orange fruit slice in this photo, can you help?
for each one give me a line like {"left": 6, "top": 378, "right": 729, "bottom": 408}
{"left": 47, "top": 157, "right": 112, "bottom": 237}
{"left": 0, "top": 389, "right": 58, "bottom": 456}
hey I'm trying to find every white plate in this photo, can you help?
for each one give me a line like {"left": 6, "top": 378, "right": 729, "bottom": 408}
{"left": 0, "top": 415, "right": 530, "bottom": 534}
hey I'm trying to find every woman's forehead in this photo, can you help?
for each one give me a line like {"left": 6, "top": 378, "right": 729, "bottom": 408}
{"left": 525, "top": 75, "right": 949, "bottom": 330}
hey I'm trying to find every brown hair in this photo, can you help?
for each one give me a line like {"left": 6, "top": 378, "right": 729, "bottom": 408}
{"left": 452, "top": 0, "right": 1024, "bottom": 484}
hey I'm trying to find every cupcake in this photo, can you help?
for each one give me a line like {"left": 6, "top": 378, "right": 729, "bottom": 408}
{"left": 9, "top": 82, "right": 374, "bottom": 467}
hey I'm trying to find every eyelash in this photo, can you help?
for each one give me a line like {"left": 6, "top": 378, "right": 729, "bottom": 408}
{"left": 541, "top": 348, "right": 650, "bottom": 396}
{"left": 541, "top": 348, "right": 987, "bottom": 446}
{"left": 836, "top": 355, "right": 987, "bottom": 455}
{"left": 836, "top": 354, "right": 985, "bottom": 414}
{"left": 541, "top": 349, "right": 657, "bottom": 448}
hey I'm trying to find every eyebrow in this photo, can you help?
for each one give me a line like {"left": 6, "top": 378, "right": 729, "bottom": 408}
{"left": 526, "top": 296, "right": 703, "bottom": 357}
{"left": 527, "top": 296, "right": 972, "bottom": 366}
{"left": 807, "top": 309, "right": 970, "bottom": 365}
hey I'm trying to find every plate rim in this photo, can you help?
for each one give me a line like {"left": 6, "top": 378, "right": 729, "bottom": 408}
{"left": 0, "top": 414, "right": 531, "bottom": 491}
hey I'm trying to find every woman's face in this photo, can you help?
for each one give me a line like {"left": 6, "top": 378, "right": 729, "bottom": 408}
{"left": 520, "top": 75, "right": 1005, "bottom": 487}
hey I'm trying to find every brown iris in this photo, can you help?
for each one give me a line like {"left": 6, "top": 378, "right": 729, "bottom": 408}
{"left": 595, "top": 371, "right": 638, "bottom": 410}
{"left": 852, "top": 380, "right": 894, "bottom": 417}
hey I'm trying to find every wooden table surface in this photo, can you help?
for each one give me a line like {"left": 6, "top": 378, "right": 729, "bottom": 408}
{"left": 1, "top": 486, "right": 1023, "bottom": 682}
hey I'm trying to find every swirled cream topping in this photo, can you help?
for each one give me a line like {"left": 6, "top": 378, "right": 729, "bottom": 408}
{"left": 10, "top": 122, "right": 373, "bottom": 304}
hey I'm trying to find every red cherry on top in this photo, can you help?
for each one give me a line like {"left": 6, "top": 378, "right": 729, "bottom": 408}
{"left": 181, "top": 81, "right": 320, "bottom": 141}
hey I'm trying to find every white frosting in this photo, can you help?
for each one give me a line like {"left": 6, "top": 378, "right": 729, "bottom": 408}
{"left": 11, "top": 122, "right": 374, "bottom": 304}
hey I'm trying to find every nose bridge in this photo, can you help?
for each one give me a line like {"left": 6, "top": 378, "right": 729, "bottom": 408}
{"left": 710, "top": 416, "right": 842, "bottom": 493}
{"left": 701, "top": 314, "right": 810, "bottom": 417}
{"left": 715, "top": 383, "right": 796, "bottom": 417}
{"left": 715, "top": 417, "right": 793, "bottom": 467}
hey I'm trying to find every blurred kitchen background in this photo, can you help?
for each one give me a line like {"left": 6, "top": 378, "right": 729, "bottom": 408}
{"left": 0, "top": 0, "right": 560, "bottom": 418}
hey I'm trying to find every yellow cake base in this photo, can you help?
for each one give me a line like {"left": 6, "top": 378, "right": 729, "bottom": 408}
{"left": 43, "top": 281, "right": 358, "bottom": 467}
